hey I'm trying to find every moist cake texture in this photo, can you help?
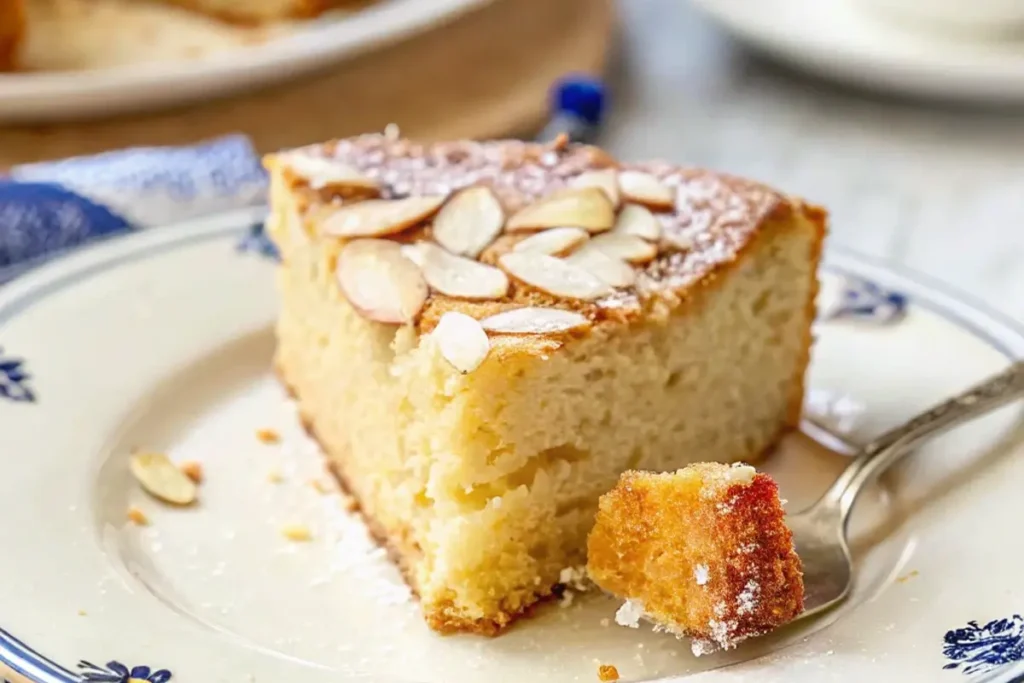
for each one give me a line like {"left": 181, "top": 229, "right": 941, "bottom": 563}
{"left": 264, "top": 133, "right": 825, "bottom": 635}
{"left": 587, "top": 464, "right": 804, "bottom": 654}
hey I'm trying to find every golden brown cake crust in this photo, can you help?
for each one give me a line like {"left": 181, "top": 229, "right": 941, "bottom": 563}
{"left": 0, "top": 0, "right": 24, "bottom": 71}
{"left": 161, "top": 0, "right": 370, "bottom": 24}
{"left": 587, "top": 466, "right": 804, "bottom": 651}
{"left": 265, "top": 135, "right": 827, "bottom": 344}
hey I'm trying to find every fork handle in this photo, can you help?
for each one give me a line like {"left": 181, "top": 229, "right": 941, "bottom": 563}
{"left": 820, "top": 360, "right": 1024, "bottom": 523}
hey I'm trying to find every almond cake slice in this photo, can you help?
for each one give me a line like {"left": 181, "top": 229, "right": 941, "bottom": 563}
{"left": 587, "top": 464, "right": 804, "bottom": 654}
{"left": 263, "top": 134, "right": 825, "bottom": 636}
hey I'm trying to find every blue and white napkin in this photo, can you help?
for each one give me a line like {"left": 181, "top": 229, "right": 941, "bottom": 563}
{"left": 0, "top": 135, "right": 267, "bottom": 283}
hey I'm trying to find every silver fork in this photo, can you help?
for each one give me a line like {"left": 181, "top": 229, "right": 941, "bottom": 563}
{"left": 790, "top": 360, "right": 1024, "bottom": 619}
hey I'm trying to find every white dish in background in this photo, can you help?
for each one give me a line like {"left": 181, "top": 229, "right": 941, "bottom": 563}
{"left": 855, "top": 0, "right": 1024, "bottom": 36}
{"left": 0, "top": 208, "right": 1023, "bottom": 682}
{"left": 0, "top": 0, "right": 489, "bottom": 122}
{"left": 689, "top": 0, "right": 1024, "bottom": 104}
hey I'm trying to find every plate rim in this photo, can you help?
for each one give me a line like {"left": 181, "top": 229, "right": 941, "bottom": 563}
{"left": 0, "top": 0, "right": 491, "bottom": 121}
{"left": 0, "top": 207, "right": 1022, "bottom": 683}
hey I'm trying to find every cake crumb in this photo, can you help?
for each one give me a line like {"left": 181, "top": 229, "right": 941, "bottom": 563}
{"left": 127, "top": 506, "right": 149, "bottom": 526}
{"left": 897, "top": 570, "right": 920, "bottom": 584}
{"left": 560, "top": 591, "right": 575, "bottom": 608}
{"left": 597, "top": 664, "right": 619, "bottom": 681}
{"left": 281, "top": 524, "right": 313, "bottom": 542}
{"left": 310, "top": 478, "right": 332, "bottom": 495}
{"left": 600, "top": 617, "right": 611, "bottom": 627}
{"left": 77, "top": 609, "right": 87, "bottom": 616}
{"left": 179, "top": 461, "right": 203, "bottom": 483}
{"left": 256, "top": 429, "right": 280, "bottom": 444}
{"left": 559, "top": 565, "right": 589, "bottom": 591}
{"left": 615, "top": 599, "right": 644, "bottom": 628}
{"left": 267, "top": 469, "right": 284, "bottom": 484}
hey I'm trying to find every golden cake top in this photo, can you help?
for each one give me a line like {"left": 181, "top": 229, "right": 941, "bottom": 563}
{"left": 266, "top": 134, "right": 824, "bottom": 368}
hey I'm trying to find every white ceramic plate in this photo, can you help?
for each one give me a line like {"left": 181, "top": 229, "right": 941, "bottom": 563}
{"left": 0, "top": 0, "right": 488, "bottom": 122}
{"left": 0, "top": 208, "right": 1023, "bottom": 683}
{"left": 689, "top": 0, "right": 1024, "bottom": 104}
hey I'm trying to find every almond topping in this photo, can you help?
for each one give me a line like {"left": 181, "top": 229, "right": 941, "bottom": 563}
{"left": 590, "top": 233, "right": 659, "bottom": 264}
{"left": 613, "top": 203, "right": 662, "bottom": 241}
{"left": 566, "top": 245, "right": 636, "bottom": 288}
{"left": 130, "top": 452, "right": 198, "bottom": 506}
{"left": 499, "top": 252, "right": 613, "bottom": 300}
{"left": 336, "top": 239, "right": 428, "bottom": 324}
{"left": 432, "top": 187, "right": 506, "bottom": 258}
{"left": 480, "top": 307, "right": 591, "bottom": 335}
{"left": 282, "top": 154, "right": 380, "bottom": 194}
{"left": 571, "top": 169, "right": 620, "bottom": 208}
{"left": 506, "top": 188, "right": 615, "bottom": 233}
{"left": 512, "top": 227, "right": 589, "bottom": 256}
{"left": 402, "top": 242, "right": 509, "bottom": 300}
{"left": 433, "top": 312, "right": 490, "bottom": 374}
{"left": 618, "top": 171, "right": 675, "bottom": 210}
{"left": 321, "top": 196, "right": 445, "bottom": 238}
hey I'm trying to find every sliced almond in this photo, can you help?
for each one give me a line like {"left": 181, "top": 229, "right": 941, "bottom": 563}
{"left": 321, "top": 196, "right": 445, "bottom": 238}
{"left": 404, "top": 242, "right": 509, "bottom": 300}
{"left": 619, "top": 171, "right": 675, "bottom": 210}
{"left": 336, "top": 239, "right": 428, "bottom": 324}
{"left": 506, "top": 188, "right": 615, "bottom": 233}
{"left": 432, "top": 187, "right": 506, "bottom": 258}
{"left": 433, "top": 312, "right": 490, "bottom": 373}
{"left": 512, "top": 227, "right": 589, "bottom": 256}
{"left": 613, "top": 203, "right": 662, "bottom": 241}
{"left": 590, "top": 233, "right": 659, "bottom": 264}
{"left": 566, "top": 245, "right": 636, "bottom": 288}
{"left": 571, "top": 169, "right": 621, "bottom": 208}
{"left": 130, "top": 452, "right": 198, "bottom": 506}
{"left": 499, "top": 252, "right": 613, "bottom": 300}
{"left": 282, "top": 154, "right": 379, "bottom": 194}
{"left": 480, "top": 307, "right": 591, "bottom": 335}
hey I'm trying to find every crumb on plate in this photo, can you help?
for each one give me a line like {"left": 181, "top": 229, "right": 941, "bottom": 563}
{"left": 179, "top": 460, "right": 203, "bottom": 483}
{"left": 598, "top": 664, "right": 620, "bottom": 681}
{"left": 256, "top": 428, "right": 280, "bottom": 444}
{"left": 281, "top": 524, "right": 312, "bottom": 542}
{"left": 127, "top": 506, "right": 149, "bottom": 526}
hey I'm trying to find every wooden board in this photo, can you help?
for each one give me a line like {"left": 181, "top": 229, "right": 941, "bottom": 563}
{"left": 0, "top": 0, "right": 614, "bottom": 166}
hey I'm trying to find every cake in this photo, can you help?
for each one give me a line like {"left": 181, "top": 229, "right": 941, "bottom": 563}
{"left": 587, "top": 464, "right": 804, "bottom": 654}
{"left": 0, "top": 0, "right": 24, "bottom": 70}
{"left": 263, "top": 133, "right": 825, "bottom": 635}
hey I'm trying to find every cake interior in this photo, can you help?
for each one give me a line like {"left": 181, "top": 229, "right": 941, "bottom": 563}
{"left": 270, "top": 170, "right": 821, "bottom": 633}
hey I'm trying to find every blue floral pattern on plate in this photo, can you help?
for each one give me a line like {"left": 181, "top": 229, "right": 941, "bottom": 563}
{"left": 822, "top": 274, "right": 908, "bottom": 324}
{"left": 78, "top": 660, "right": 172, "bottom": 683}
{"left": 236, "top": 222, "right": 279, "bottom": 261}
{"left": 943, "top": 614, "right": 1024, "bottom": 676}
{"left": 0, "top": 348, "right": 34, "bottom": 403}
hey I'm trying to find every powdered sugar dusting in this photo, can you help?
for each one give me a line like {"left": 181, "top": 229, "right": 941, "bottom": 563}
{"left": 694, "top": 563, "right": 710, "bottom": 586}
{"left": 737, "top": 579, "right": 760, "bottom": 616}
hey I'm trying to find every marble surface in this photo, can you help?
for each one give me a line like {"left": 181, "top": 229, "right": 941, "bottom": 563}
{"left": 604, "top": 0, "right": 1024, "bottom": 323}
